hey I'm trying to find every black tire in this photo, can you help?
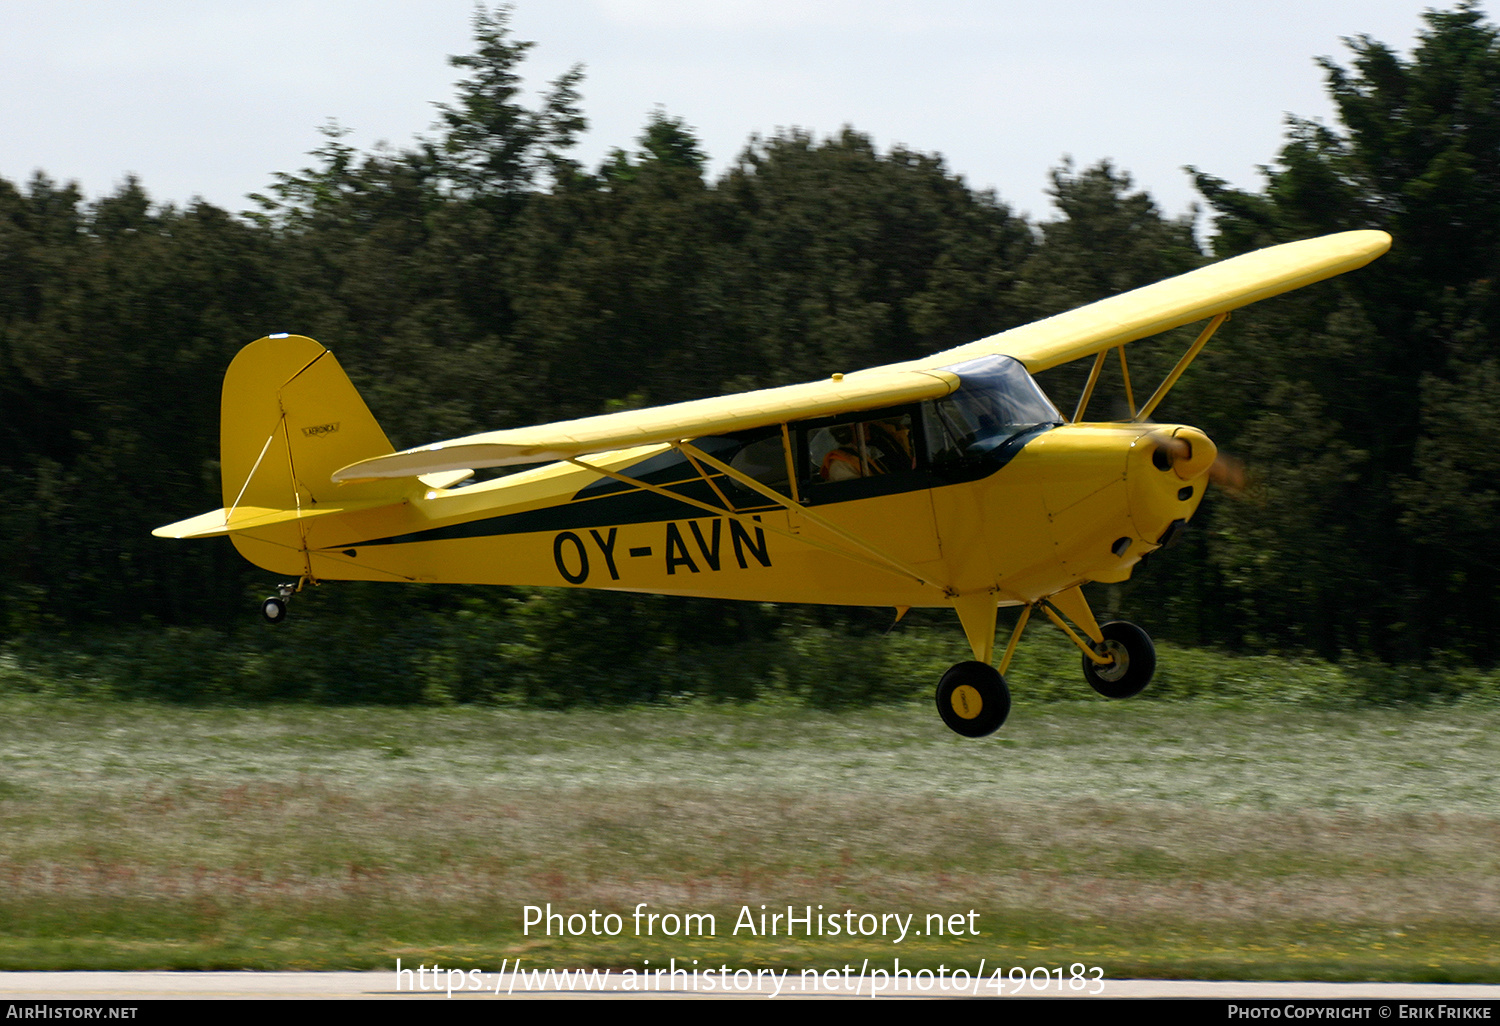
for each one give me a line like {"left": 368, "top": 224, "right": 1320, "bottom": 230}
{"left": 1082, "top": 621, "right": 1155, "bottom": 698}
{"left": 261, "top": 597, "right": 288, "bottom": 624}
{"left": 935, "top": 661, "right": 1011, "bottom": 737}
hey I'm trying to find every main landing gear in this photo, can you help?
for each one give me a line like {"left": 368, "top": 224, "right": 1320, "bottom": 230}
{"left": 935, "top": 662, "right": 1011, "bottom": 738}
{"left": 1082, "top": 621, "right": 1156, "bottom": 699}
{"left": 260, "top": 578, "right": 312, "bottom": 623}
{"left": 936, "top": 586, "right": 1156, "bottom": 737}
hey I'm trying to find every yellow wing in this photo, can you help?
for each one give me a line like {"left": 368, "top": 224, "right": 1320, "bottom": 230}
{"left": 334, "top": 367, "right": 961, "bottom": 480}
{"left": 924, "top": 229, "right": 1391, "bottom": 373}
{"left": 335, "top": 230, "right": 1391, "bottom": 481}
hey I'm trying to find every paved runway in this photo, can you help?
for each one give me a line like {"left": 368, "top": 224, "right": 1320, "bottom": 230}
{"left": 3, "top": 972, "right": 1500, "bottom": 1000}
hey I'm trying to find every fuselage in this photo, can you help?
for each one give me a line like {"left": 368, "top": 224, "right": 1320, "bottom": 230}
{"left": 231, "top": 411, "right": 1214, "bottom": 611}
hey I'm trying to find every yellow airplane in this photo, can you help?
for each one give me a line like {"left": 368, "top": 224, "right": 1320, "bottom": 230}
{"left": 155, "top": 230, "right": 1390, "bottom": 737}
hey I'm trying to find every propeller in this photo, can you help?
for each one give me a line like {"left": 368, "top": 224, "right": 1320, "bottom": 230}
{"left": 1148, "top": 428, "right": 1251, "bottom": 500}
{"left": 1208, "top": 453, "right": 1247, "bottom": 496}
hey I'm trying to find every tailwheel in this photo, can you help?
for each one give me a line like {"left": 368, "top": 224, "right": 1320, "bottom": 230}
{"left": 935, "top": 661, "right": 1011, "bottom": 738}
{"left": 1082, "top": 621, "right": 1156, "bottom": 699}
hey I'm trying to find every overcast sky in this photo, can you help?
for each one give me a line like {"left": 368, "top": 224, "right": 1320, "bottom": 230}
{"left": 0, "top": 1, "right": 1439, "bottom": 225}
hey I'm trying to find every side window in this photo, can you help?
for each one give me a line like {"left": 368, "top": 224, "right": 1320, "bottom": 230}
{"left": 806, "top": 412, "right": 917, "bottom": 483}
{"left": 727, "top": 433, "right": 791, "bottom": 493}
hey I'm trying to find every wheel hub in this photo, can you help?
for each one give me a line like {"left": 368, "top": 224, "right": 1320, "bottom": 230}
{"left": 1093, "top": 640, "right": 1129, "bottom": 682}
{"left": 949, "top": 684, "right": 983, "bottom": 719}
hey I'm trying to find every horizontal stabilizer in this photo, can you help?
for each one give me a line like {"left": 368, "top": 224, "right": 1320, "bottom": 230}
{"left": 152, "top": 500, "right": 402, "bottom": 539}
{"left": 418, "top": 469, "right": 476, "bottom": 490}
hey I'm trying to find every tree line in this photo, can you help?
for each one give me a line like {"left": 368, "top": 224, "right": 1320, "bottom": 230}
{"left": 2, "top": 3, "right": 1497, "bottom": 702}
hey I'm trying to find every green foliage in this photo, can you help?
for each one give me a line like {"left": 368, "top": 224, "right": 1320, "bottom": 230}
{"left": 1023, "top": 160, "right": 1204, "bottom": 421}
{"left": 1190, "top": 3, "right": 1500, "bottom": 661}
{"left": 505, "top": 113, "right": 724, "bottom": 418}
{"left": 0, "top": 178, "right": 284, "bottom": 632}
{"left": 431, "top": 3, "right": 587, "bottom": 202}
{"left": 717, "top": 129, "right": 1033, "bottom": 384}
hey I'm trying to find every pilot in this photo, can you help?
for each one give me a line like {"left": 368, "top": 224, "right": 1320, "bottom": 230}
{"left": 814, "top": 419, "right": 914, "bottom": 481}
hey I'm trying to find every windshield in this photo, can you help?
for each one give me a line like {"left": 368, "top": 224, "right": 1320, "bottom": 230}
{"left": 923, "top": 355, "right": 1062, "bottom": 463}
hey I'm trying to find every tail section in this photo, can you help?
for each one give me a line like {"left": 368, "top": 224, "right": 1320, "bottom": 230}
{"left": 219, "top": 334, "right": 398, "bottom": 512}
{"left": 155, "top": 335, "right": 408, "bottom": 576}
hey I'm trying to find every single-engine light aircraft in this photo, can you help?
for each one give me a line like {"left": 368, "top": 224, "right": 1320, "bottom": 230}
{"left": 156, "top": 230, "right": 1390, "bottom": 736}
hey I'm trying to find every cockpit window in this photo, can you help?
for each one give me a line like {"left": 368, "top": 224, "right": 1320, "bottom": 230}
{"left": 583, "top": 355, "right": 1059, "bottom": 510}
{"left": 923, "top": 355, "right": 1062, "bottom": 464}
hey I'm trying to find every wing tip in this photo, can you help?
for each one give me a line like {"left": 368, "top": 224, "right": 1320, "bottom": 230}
{"left": 152, "top": 510, "right": 232, "bottom": 539}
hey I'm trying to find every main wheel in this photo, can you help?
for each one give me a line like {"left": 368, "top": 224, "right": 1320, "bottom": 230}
{"left": 1082, "top": 621, "right": 1155, "bottom": 698}
{"left": 261, "top": 596, "right": 288, "bottom": 624}
{"left": 935, "top": 661, "right": 1011, "bottom": 737}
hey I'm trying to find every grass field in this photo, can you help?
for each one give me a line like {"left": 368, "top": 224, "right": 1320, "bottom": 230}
{"left": 1, "top": 693, "right": 1497, "bottom": 981}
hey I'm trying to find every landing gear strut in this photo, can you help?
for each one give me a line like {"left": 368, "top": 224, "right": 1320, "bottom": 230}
{"left": 260, "top": 579, "right": 308, "bottom": 624}
{"left": 937, "top": 586, "right": 1156, "bottom": 737}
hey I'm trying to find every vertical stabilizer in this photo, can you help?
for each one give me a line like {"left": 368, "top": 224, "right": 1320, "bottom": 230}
{"left": 209, "top": 335, "right": 405, "bottom": 575}
{"left": 220, "top": 335, "right": 400, "bottom": 513}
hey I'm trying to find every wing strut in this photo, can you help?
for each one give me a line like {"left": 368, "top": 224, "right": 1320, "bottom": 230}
{"left": 1133, "top": 312, "right": 1228, "bottom": 423}
{"left": 676, "top": 442, "right": 953, "bottom": 595}
{"left": 1070, "top": 312, "right": 1230, "bottom": 425}
{"left": 1072, "top": 351, "right": 1108, "bottom": 423}
{"left": 674, "top": 446, "right": 739, "bottom": 513}
{"left": 562, "top": 442, "right": 952, "bottom": 595}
